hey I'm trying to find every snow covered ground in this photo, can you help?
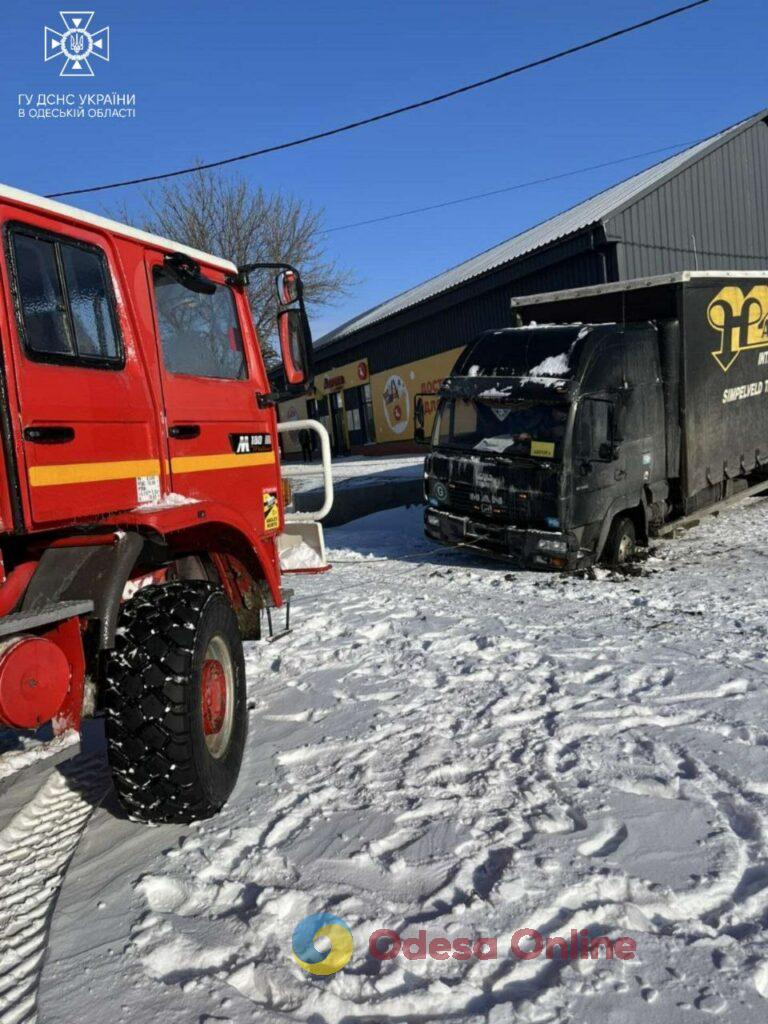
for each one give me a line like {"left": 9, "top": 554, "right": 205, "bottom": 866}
{"left": 3, "top": 497, "right": 768, "bottom": 1023}
{"left": 285, "top": 454, "right": 424, "bottom": 493}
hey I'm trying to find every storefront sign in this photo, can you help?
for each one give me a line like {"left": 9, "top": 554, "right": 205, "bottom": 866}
{"left": 370, "top": 347, "right": 464, "bottom": 443}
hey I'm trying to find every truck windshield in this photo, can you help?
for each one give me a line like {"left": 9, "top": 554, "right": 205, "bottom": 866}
{"left": 435, "top": 398, "right": 569, "bottom": 459}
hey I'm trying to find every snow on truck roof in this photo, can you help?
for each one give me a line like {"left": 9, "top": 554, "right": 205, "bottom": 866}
{"left": 0, "top": 182, "right": 237, "bottom": 274}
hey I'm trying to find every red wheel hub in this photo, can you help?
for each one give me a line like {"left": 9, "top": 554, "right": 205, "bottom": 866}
{"left": 201, "top": 659, "right": 227, "bottom": 736}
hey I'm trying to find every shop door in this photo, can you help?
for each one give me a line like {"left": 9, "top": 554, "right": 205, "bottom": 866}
{"left": 329, "top": 391, "right": 347, "bottom": 455}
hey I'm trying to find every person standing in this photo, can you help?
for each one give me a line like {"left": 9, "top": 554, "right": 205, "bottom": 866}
{"left": 299, "top": 428, "right": 312, "bottom": 463}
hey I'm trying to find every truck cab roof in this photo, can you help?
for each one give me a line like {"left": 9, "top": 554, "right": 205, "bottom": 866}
{"left": 454, "top": 323, "right": 601, "bottom": 381}
{"left": 0, "top": 181, "right": 237, "bottom": 275}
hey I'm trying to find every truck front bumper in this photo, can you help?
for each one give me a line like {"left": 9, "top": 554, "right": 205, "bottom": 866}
{"left": 424, "top": 508, "right": 580, "bottom": 571}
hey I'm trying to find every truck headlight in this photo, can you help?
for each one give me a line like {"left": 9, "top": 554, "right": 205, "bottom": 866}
{"left": 538, "top": 537, "right": 567, "bottom": 555}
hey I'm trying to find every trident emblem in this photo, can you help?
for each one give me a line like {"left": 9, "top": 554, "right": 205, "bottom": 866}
{"left": 44, "top": 12, "right": 110, "bottom": 77}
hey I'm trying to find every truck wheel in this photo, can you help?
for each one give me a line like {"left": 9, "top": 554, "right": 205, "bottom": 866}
{"left": 603, "top": 516, "right": 637, "bottom": 567}
{"left": 104, "top": 581, "right": 247, "bottom": 823}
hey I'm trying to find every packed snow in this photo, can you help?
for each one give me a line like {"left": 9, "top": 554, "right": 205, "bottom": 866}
{"left": 132, "top": 491, "right": 200, "bottom": 512}
{"left": 0, "top": 731, "right": 78, "bottom": 785}
{"left": 527, "top": 352, "right": 571, "bottom": 377}
{"left": 279, "top": 538, "right": 327, "bottom": 571}
{"left": 2, "top": 497, "right": 768, "bottom": 1023}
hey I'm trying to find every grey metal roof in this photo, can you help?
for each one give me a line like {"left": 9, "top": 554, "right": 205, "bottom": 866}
{"left": 318, "top": 110, "right": 767, "bottom": 348}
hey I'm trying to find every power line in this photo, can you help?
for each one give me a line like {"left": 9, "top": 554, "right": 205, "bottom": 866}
{"left": 47, "top": 0, "right": 713, "bottom": 200}
{"left": 622, "top": 238, "right": 768, "bottom": 261}
{"left": 320, "top": 139, "right": 705, "bottom": 234}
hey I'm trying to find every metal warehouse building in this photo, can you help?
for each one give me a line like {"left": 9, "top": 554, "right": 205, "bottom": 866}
{"left": 279, "top": 109, "right": 768, "bottom": 455}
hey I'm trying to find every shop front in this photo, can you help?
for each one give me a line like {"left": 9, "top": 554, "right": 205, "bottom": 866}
{"left": 278, "top": 346, "right": 465, "bottom": 456}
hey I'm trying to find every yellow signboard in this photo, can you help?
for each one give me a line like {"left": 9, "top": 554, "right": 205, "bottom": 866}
{"left": 370, "top": 346, "right": 464, "bottom": 444}
{"left": 315, "top": 357, "right": 370, "bottom": 397}
{"left": 276, "top": 345, "right": 467, "bottom": 448}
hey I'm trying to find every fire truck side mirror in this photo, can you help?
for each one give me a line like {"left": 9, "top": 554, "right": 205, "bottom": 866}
{"left": 278, "top": 308, "right": 312, "bottom": 386}
{"left": 276, "top": 269, "right": 301, "bottom": 306}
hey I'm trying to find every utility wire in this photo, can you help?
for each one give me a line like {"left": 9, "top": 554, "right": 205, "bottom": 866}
{"left": 320, "top": 139, "right": 705, "bottom": 234}
{"left": 47, "top": 0, "right": 712, "bottom": 199}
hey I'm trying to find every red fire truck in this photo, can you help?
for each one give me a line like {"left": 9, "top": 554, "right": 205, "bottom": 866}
{"left": 0, "top": 183, "right": 327, "bottom": 822}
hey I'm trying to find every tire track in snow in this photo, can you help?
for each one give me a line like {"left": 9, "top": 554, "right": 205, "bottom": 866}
{"left": 0, "top": 757, "right": 107, "bottom": 1024}
{"left": 44, "top": 502, "right": 768, "bottom": 1022}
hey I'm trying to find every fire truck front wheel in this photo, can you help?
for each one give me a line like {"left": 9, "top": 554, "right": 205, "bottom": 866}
{"left": 105, "top": 581, "right": 248, "bottom": 823}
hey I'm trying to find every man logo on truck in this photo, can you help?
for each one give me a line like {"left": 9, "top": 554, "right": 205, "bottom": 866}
{"left": 708, "top": 286, "right": 768, "bottom": 371}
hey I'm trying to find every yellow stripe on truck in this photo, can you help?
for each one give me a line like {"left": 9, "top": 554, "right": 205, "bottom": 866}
{"left": 28, "top": 451, "right": 276, "bottom": 487}
{"left": 29, "top": 459, "right": 162, "bottom": 487}
{"left": 171, "top": 452, "right": 276, "bottom": 474}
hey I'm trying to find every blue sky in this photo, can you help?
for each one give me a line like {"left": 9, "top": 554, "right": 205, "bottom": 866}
{"left": 1, "top": 1, "right": 765, "bottom": 338}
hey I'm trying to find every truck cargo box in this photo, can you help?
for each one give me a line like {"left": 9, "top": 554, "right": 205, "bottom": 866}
{"left": 511, "top": 272, "right": 768, "bottom": 511}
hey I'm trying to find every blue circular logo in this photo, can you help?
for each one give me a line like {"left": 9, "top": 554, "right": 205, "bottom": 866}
{"left": 292, "top": 913, "right": 353, "bottom": 975}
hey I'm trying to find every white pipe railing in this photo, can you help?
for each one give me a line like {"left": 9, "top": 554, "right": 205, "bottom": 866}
{"left": 277, "top": 419, "right": 334, "bottom": 521}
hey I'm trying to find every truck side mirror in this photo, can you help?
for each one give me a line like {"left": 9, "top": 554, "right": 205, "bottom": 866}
{"left": 278, "top": 308, "right": 312, "bottom": 386}
{"left": 276, "top": 269, "right": 301, "bottom": 306}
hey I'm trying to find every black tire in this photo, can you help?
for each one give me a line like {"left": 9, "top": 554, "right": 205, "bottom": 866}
{"left": 104, "top": 581, "right": 247, "bottom": 823}
{"left": 602, "top": 515, "right": 637, "bottom": 567}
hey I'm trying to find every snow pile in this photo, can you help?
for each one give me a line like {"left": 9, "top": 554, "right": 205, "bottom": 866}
{"left": 134, "top": 491, "right": 199, "bottom": 512}
{"left": 477, "top": 385, "right": 515, "bottom": 400}
{"left": 279, "top": 540, "right": 326, "bottom": 571}
{"left": 528, "top": 351, "right": 571, "bottom": 376}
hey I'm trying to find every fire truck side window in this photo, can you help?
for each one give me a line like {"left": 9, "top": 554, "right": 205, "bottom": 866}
{"left": 12, "top": 234, "right": 74, "bottom": 357}
{"left": 60, "top": 245, "right": 120, "bottom": 360}
{"left": 153, "top": 270, "right": 246, "bottom": 381}
{"left": 10, "top": 228, "right": 122, "bottom": 365}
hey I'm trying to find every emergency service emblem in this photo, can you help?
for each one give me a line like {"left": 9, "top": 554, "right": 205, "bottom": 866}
{"left": 44, "top": 12, "right": 110, "bottom": 78}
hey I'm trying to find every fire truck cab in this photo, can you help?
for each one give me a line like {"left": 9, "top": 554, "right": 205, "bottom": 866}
{"left": 0, "top": 182, "right": 320, "bottom": 822}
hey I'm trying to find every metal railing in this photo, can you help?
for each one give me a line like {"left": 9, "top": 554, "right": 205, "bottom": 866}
{"left": 277, "top": 419, "right": 334, "bottom": 521}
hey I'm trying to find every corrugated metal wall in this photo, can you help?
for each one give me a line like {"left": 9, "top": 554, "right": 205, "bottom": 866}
{"left": 609, "top": 117, "right": 768, "bottom": 278}
{"left": 315, "top": 240, "right": 611, "bottom": 374}
{"left": 314, "top": 116, "right": 768, "bottom": 379}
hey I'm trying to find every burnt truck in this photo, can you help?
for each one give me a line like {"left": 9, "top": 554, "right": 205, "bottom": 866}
{"left": 416, "top": 272, "right": 768, "bottom": 570}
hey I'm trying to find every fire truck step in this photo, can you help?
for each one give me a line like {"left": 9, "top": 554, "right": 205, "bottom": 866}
{"left": 0, "top": 600, "right": 94, "bottom": 638}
